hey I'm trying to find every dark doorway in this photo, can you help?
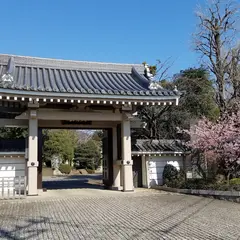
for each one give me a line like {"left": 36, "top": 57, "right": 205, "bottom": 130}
{"left": 132, "top": 156, "right": 142, "bottom": 188}
{"left": 102, "top": 128, "right": 113, "bottom": 188}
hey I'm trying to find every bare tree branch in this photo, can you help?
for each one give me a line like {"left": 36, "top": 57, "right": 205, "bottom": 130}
{"left": 194, "top": 0, "right": 240, "bottom": 114}
{"left": 155, "top": 57, "right": 175, "bottom": 81}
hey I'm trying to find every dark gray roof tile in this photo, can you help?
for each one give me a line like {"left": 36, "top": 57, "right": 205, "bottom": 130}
{"left": 132, "top": 139, "right": 189, "bottom": 153}
{"left": 0, "top": 54, "right": 180, "bottom": 98}
{"left": 0, "top": 54, "right": 145, "bottom": 73}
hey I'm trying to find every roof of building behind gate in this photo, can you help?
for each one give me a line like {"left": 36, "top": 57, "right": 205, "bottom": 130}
{"left": 0, "top": 138, "right": 189, "bottom": 154}
{"left": 0, "top": 54, "right": 179, "bottom": 99}
{"left": 132, "top": 139, "right": 189, "bottom": 154}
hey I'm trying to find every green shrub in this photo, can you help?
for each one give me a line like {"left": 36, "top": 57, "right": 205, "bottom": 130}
{"left": 165, "top": 179, "right": 181, "bottom": 188}
{"left": 230, "top": 185, "right": 240, "bottom": 191}
{"left": 209, "top": 183, "right": 229, "bottom": 191}
{"left": 178, "top": 169, "right": 186, "bottom": 181}
{"left": 86, "top": 169, "right": 95, "bottom": 174}
{"left": 181, "top": 179, "right": 208, "bottom": 189}
{"left": 180, "top": 179, "right": 240, "bottom": 191}
{"left": 215, "top": 174, "right": 225, "bottom": 183}
{"left": 59, "top": 164, "right": 72, "bottom": 174}
{"left": 229, "top": 178, "right": 240, "bottom": 185}
{"left": 164, "top": 175, "right": 240, "bottom": 191}
{"left": 162, "top": 164, "right": 179, "bottom": 185}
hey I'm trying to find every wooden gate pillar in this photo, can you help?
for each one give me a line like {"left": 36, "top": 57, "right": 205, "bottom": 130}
{"left": 27, "top": 109, "right": 39, "bottom": 195}
{"left": 121, "top": 115, "right": 134, "bottom": 192}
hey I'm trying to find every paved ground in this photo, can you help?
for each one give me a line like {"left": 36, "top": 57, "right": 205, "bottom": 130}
{"left": 0, "top": 177, "right": 240, "bottom": 239}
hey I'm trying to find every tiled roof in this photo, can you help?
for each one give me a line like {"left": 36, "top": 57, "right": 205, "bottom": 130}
{"left": 132, "top": 139, "right": 189, "bottom": 154}
{"left": 0, "top": 55, "right": 179, "bottom": 99}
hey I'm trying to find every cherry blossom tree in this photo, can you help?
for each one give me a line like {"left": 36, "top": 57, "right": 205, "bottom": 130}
{"left": 185, "top": 112, "right": 240, "bottom": 183}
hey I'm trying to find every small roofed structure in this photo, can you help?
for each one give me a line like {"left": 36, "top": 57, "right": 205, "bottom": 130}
{"left": 0, "top": 54, "right": 181, "bottom": 196}
{"left": 132, "top": 139, "right": 189, "bottom": 156}
{"left": 132, "top": 139, "right": 190, "bottom": 187}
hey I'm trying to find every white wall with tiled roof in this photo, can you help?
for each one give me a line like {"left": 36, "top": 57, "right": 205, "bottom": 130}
{"left": 0, "top": 153, "right": 26, "bottom": 197}
{"left": 147, "top": 155, "right": 184, "bottom": 186}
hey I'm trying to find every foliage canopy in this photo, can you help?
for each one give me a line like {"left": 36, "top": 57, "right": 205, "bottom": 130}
{"left": 136, "top": 67, "right": 218, "bottom": 140}
{"left": 43, "top": 129, "right": 78, "bottom": 166}
{"left": 74, "top": 139, "right": 101, "bottom": 170}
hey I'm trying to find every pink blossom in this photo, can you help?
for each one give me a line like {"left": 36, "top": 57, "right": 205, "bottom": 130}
{"left": 186, "top": 111, "right": 240, "bottom": 169}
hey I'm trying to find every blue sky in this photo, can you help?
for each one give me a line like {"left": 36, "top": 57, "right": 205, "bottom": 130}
{"left": 0, "top": 0, "right": 206, "bottom": 76}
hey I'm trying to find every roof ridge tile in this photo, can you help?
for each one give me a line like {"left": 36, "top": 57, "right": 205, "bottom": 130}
{"left": 0, "top": 54, "right": 144, "bottom": 74}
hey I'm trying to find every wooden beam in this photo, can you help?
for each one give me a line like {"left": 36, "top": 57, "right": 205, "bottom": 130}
{"left": 0, "top": 119, "right": 28, "bottom": 127}
{"left": 38, "top": 120, "right": 118, "bottom": 129}
{"left": 0, "top": 118, "right": 143, "bottom": 130}
{"left": 16, "top": 109, "right": 123, "bottom": 121}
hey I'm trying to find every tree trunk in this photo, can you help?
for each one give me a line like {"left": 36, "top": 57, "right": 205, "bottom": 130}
{"left": 227, "top": 171, "right": 231, "bottom": 186}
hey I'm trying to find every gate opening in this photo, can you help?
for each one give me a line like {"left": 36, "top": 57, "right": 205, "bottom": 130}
{"left": 39, "top": 128, "right": 113, "bottom": 190}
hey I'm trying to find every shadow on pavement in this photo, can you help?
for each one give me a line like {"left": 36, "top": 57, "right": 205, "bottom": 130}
{"left": 0, "top": 216, "right": 50, "bottom": 240}
{"left": 42, "top": 174, "right": 104, "bottom": 190}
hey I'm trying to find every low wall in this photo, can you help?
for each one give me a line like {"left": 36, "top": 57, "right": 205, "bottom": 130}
{"left": 42, "top": 168, "right": 53, "bottom": 177}
{"left": 152, "top": 186, "right": 240, "bottom": 203}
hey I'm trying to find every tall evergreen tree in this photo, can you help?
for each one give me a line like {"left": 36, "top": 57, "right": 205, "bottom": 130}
{"left": 43, "top": 129, "right": 78, "bottom": 166}
{"left": 0, "top": 127, "right": 28, "bottom": 139}
{"left": 74, "top": 140, "right": 101, "bottom": 170}
{"left": 136, "top": 68, "right": 218, "bottom": 140}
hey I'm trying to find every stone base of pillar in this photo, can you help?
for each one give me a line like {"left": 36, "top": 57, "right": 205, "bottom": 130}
{"left": 27, "top": 165, "right": 38, "bottom": 196}
{"left": 122, "top": 160, "right": 134, "bottom": 192}
{"left": 112, "top": 164, "right": 121, "bottom": 190}
{"left": 122, "top": 189, "right": 134, "bottom": 192}
{"left": 110, "top": 186, "right": 123, "bottom": 191}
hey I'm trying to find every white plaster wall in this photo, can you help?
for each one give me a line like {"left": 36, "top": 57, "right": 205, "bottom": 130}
{"left": 0, "top": 157, "right": 26, "bottom": 192}
{"left": 148, "top": 156, "right": 183, "bottom": 186}
{"left": 141, "top": 155, "right": 148, "bottom": 187}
